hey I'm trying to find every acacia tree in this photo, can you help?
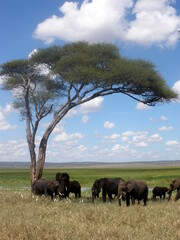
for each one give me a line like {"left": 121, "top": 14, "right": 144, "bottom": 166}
{"left": 0, "top": 42, "right": 177, "bottom": 186}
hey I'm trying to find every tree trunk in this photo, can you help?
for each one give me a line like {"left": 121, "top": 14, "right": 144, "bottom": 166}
{"left": 35, "top": 137, "right": 48, "bottom": 180}
{"left": 27, "top": 141, "right": 37, "bottom": 187}
{"left": 32, "top": 106, "right": 72, "bottom": 186}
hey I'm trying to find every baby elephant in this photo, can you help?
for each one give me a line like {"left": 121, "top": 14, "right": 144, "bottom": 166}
{"left": 68, "top": 180, "right": 81, "bottom": 198}
{"left": 152, "top": 186, "right": 168, "bottom": 201}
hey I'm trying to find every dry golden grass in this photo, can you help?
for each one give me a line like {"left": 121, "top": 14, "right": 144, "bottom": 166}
{"left": 0, "top": 191, "right": 180, "bottom": 240}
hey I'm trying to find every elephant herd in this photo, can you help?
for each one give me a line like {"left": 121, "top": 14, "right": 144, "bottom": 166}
{"left": 32, "top": 172, "right": 81, "bottom": 200}
{"left": 92, "top": 177, "right": 180, "bottom": 206}
{"left": 32, "top": 173, "right": 180, "bottom": 206}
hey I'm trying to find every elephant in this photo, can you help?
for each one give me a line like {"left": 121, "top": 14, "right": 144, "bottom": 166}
{"left": 118, "top": 180, "right": 148, "bottom": 207}
{"left": 32, "top": 179, "right": 61, "bottom": 200}
{"left": 91, "top": 178, "right": 102, "bottom": 201}
{"left": 167, "top": 178, "right": 180, "bottom": 201}
{"left": 55, "top": 172, "right": 70, "bottom": 197}
{"left": 152, "top": 186, "right": 168, "bottom": 201}
{"left": 68, "top": 180, "right": 81, "bottom": 198}
{"left": 92, "top": 177, "right": 124, "bottom": 203}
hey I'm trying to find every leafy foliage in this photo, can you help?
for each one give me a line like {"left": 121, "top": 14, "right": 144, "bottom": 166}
{"left": 0, "top": 41, "right": 177, "bottom": 182}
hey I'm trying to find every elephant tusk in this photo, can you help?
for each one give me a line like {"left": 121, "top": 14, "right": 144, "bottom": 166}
{"left": 58, "top": 192, "right": 65, "bottom": 196}
{"left": 119, "top": 195, "right": 122, "bottom": 200}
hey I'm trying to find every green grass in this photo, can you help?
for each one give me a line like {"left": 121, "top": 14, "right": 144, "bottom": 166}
{"left": 0, "top": 166, "right": 179, "bottom": 191}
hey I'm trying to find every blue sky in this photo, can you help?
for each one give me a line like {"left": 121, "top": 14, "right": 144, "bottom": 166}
{"left": 0, "top": 0, "right": 180, "bottom": 163}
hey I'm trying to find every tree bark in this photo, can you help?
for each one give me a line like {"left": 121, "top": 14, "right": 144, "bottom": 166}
{"left": 35, "top": 137, "right": 47, "bottom": 180}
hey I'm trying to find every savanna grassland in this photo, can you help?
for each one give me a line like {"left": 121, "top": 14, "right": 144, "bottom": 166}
{"left": 0, "top": 166, "right": 180, "bottom": 240}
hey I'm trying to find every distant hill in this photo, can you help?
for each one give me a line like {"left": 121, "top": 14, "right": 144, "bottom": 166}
{"left": 0, "top": 160, "right": 179, "bottom": 168}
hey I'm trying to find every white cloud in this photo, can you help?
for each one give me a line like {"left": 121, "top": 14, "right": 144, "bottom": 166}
{"left": 122, "top": 131, "right": 136, "bottom": 137}
{"left": 33, "top": 0, "right": 180, "bottom": 47}
{"left": 65, "top": 108, "right": 78, "bottom": 118}
{"left": 104, "top": 121, "right": 115, "bottom": 129}
{"left": 82, "top": 115, "right": 89, "bottom": 124}
{"left": 165, "top": 140, "right": 179, "bottom": 146}
{"left": 53, "top": 131, "right": 83, "bottom": 142}
{"left": 53, "top": 124, "right": 65, "bottom": 133}
{"left": 79, "top": 97, "right": 104, "bottom": 114}
{"left": 132, "top": 133, "right": 148, "bottom": 142}
{"left": 172, "top": 80, "right": 180, "bottom": 101}
{"left": 2, "top": 103, "right": 14, "bottom": 115}
{"left": 136, "top": 141, "right": 148, "bottom": 147}
{"left": 160, "top": 115, "right": 167, "bottom": 121}
{"left": 104, "top": 133, "right": 120, "bottom": 140}
{"left": 0, "top": 139, "right": 28, "bottom": 161}
{"left": 148, "top": 133, "right": 163, "bottom": 142}
{"left": 159, "top": 126, "right": 173, "bottom": 131}
{"left": 136, "top": 102, "right": 151, "bottom": 110}
{"left": 125, "top": 0, "right": 180, "bottom": 47}
{"left": 0, "top": 105, "right": 17, "bottom": 131}
{"left": 112, "top": 144, "right": 129, "bottom": 153}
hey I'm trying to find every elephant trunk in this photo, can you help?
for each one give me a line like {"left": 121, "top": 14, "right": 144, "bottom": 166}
{"left": 92, "top": 194, "right": 95, "bottom": 203}
{"left": 167, "top": 190, "right": 172, "bottom": 201}
{"left": 118, "top": 189, "right": 124, "bottom": 206}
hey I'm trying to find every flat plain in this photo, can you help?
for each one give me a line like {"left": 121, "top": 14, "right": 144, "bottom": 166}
{"left": 0, "top": 165, "right": 180, "bottom": 239}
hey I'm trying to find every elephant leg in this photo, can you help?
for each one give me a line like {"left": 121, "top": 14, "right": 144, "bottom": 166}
{"left": 126, "top": 194, "right": 130, "bottom": 206}
{"left": 143, "top": 197, "right": 147, "bottom": 206}
{"left": 108, "top": 193, "right": 113, "bottom": 203}
{"left": 50, "top": 193, "right": 54, "bottom": 200}
{"left": 175, "top": 189, "right": 180, "bottom": 201}
{"left": 44, "top": 188, "right": 48, "bottom": 197}
{"left": 167, "top": 190, "right": 172, "bottom": 201}
{"left": 102, "top": 189, "right": 107, "bottom": 202}
{"left": 131, "top": 196, "right": 135, "bottom": 205}
{"left": 118, "top": 198, "right": 121, "bottom": 206}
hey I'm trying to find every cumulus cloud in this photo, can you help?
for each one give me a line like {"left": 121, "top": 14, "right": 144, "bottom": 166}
{"left": 0, "top": 105, "right": 17, "bottom": 131}
{"left": 160, "top": 115, "right": 167, "bottom": 121}
{"left": 159, "top": 126, "right": 173, "bottom": 131}
{"left": 103, "top": 133, "right": 120, "bottom": 140}
{"left": 33, "top": 0, "right": 180, "bottom": 47}
{"left": 79, "top": 97, "right": 104, "bottom": 114}
{"left": 125, "top": 0, "right": 180, "bottom": 47}
{"left": 165, "top": 140, "right": 179, "bottom": 146}
{"left": 136, "top": 102, "right": 151, "bottom": 110}
{"left": 0, "top": 139, "right": 28, "bottom": 161}
{"left": 148, "top": 133, "right": 163, "bottom": 142}
{"left": 120, "top": 131, "right": 163, "bottom": 147}
{"left": 104, "top": 121, "right": 115, "bottom": 129}
{"left": 53, "top": 131, "right": 83, "bottom": 142}
{"left": 136, "top": 141, "right": 148, "bottom": 147}
{"left": 172, "top": 80, "right": 180, "bottom": 101}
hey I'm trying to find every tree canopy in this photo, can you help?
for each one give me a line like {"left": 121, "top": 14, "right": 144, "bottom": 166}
{"left": 0, "top": 41, "right": 177, "bottom": 184}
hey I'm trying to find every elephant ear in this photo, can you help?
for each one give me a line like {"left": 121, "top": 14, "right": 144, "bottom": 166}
{"left": 126, "top": 182, "right": 134, "bottom": 193}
